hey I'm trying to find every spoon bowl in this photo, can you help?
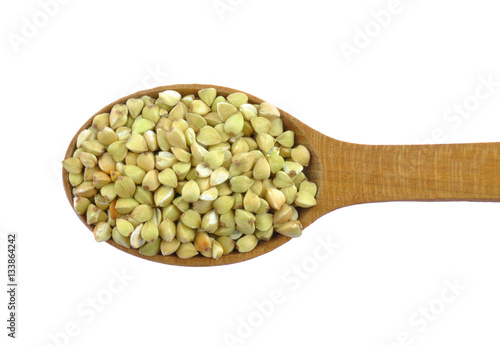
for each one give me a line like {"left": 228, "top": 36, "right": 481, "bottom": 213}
{"left": 63, "top": 84, "right": 500, "bottom": 266}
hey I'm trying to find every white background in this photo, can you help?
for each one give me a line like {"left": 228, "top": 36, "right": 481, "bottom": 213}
{"left": 2, "top": 0, "right": 500, "bottom": 345}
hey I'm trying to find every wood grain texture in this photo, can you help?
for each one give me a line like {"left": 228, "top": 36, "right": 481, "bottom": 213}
{"left": 310, "top": 135, "right": 500, "bottom": 214}
{"left": 63, "top": 84, "right": 500, "bottom": 267}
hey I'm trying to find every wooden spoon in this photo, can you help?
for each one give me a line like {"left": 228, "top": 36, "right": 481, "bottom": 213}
{"left": 63, "top": 84, "right": 500, "bottom": 266}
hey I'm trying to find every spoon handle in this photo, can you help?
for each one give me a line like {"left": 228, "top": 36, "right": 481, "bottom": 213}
{"left": 313, "top": 134, "right": 500, "bottom": 213}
